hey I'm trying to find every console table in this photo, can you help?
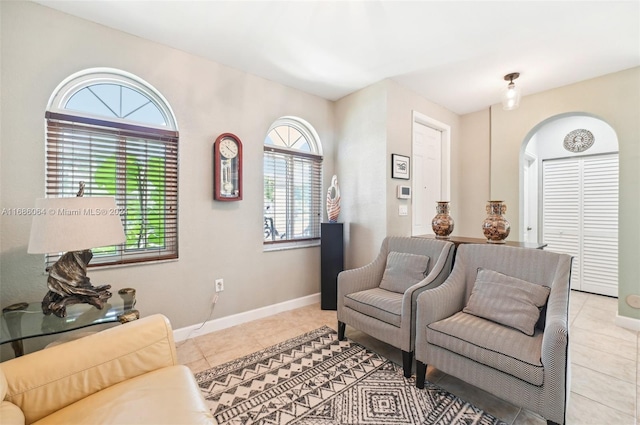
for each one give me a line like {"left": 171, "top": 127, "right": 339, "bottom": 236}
{"left": 414, "top": 234, "right": 547, "bottom": 250}
{"left": 0, "top": 288, "right": 138, "bottom": 357}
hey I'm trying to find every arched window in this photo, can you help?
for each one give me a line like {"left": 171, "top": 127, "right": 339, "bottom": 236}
{"left": 45, "top": 68, "right": 178, "bottom": 267}
{"left": 263, "top": 117, "right": 323, "bottom": 248}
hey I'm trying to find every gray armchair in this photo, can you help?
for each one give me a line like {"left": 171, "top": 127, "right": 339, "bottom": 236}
{"left": 415, "top": 243, "right": 572, "bottom": 425}
{"left": 337, "top": 236, "right": 455, "bottom": 377}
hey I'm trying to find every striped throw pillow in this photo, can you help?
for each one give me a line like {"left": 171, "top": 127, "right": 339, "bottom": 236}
{"left": 463, "top": 268, "right": 550, "bottom": 336}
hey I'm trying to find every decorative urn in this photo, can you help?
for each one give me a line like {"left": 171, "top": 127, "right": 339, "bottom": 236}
{"left": 432, "top": 201, "right": 454, "bottom": 239}
{"left": 482, "top": 200, "right": 510, "bottom": 243}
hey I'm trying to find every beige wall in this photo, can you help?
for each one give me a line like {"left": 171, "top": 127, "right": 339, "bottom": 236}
{"left": 458, "top": 108, "right": 491, "bottom": 238}
{"left": 490, "top": 67, "right": 640, "bottom": 320}
{"left": 0, "top": 1, "right": 335, "bottom": 357}
{"left": 385, "top": 80, "right": 461, "bottom": 238}
{"left": 334, "top": 80, "right": 462, "bottom": 268}
{"left": 334, "top": 82, "right": 387, "bottom": 268}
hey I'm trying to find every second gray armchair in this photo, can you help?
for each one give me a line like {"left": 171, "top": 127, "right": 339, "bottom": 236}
{"left": 337, "top": 236, "right": 455, "bottom": 377}
{"left": 414, "top": 243, "right": 572, "bottom": 425}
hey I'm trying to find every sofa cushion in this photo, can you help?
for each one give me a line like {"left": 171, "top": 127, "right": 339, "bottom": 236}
{"left": 0, "top": 365, "right": 7, "bottom": 401}
{"left": 0, "top": 401, "right": 25, "bottom": 425}
{"left": 1, "top": 314, "right": 179, "bottom": 424}
{"left": 344, "top": 288, "right": 403, "bottom": 327}
{"left": 32, "top": 365, "right": 213, "bottom": 425}
{"left": 463, "top": 268, "right": 550, "bottom": 336}
{"left": 427, "top": 311, "right": 544, "bottom": 386}
{"left": 379, "top": 251, "right": 430, "bottom": 293}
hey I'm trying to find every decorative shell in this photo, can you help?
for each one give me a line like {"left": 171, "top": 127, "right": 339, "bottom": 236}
{"left": 326, "top": 175, "right": 341, "bottom": 223}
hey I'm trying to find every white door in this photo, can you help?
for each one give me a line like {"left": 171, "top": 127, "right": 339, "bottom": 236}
{"left": 412, "top": 123, "right": 442, "bottom": 236}
{"left": 523, "top": 154, "right": 538, "bottom": 243}
{"left": 542, "top": 154, "right": 619, "bottom": 296}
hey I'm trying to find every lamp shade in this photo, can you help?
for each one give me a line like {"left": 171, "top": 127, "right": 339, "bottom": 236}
{"left": 502, "top": 82, "right": 521, "bottom": 110}
{"left": 501, "top": 72, "right": 521, "bottom": 111}
{"left": 28, "top": 197, "right": 126, "bottom": 254}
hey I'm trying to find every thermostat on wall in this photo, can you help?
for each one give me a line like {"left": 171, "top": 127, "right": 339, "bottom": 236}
{"left": 397, "top": 185, "right": 411, "bottom": 199}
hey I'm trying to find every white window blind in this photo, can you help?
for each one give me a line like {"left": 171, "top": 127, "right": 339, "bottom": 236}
{"left": 45, "top": 111, "right": 178, "bottom": 268}
{"left": 264, "top": 146, "right": 322, "bottom": 244}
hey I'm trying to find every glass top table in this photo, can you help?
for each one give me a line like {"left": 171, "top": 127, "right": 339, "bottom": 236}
{"left": 0, "top": 288, "right": 138, "bottom": 357}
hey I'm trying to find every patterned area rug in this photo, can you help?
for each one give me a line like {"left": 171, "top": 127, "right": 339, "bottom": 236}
{"left": 195, "top": 326, "right": 507, "bottom": 425}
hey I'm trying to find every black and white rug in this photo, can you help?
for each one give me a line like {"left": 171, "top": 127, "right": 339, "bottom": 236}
{"left": 195, "top": 326, "right": 507, "bottom": 425}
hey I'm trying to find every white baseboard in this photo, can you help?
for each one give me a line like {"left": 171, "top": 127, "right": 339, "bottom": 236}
{"left": 615, "top": 314, "right": 640, "bottom": 332}
{"left": 173, "top": 293, "right": 321, "bottom": 342}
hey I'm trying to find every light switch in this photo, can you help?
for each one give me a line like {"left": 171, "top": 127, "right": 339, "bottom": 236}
{"left": 398, "top": 205, "right": 408, "bottom": 216}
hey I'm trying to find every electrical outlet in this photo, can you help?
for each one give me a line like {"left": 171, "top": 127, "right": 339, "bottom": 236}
{"left": 215, "top": 278, "right": 224, "bottom": 292}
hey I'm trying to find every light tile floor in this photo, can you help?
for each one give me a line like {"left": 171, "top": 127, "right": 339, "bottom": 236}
{"left": 177, "top": 290, "right": 639, "bottom": 425}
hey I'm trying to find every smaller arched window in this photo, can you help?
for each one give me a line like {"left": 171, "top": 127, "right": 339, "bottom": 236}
{"left": 264, "top": 117, "right": 323, "bottom": 248}
{"left": 45, "top": 68, "right": 178, "bottom": 267}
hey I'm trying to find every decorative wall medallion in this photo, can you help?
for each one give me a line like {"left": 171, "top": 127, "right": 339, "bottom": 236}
{"left": 563, "top": 129, "right": 594, "bottom": 153}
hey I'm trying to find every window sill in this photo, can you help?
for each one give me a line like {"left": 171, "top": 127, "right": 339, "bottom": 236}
{"left": 86, "top": 257, "right": 179, "bottom": 271}
{"left": 263, "top": 240, "right": 320, "bottom": 252}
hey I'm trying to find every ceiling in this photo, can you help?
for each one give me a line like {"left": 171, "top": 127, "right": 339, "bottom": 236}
{"left": 34, "top": 1, "right": 640, "bottom": 115}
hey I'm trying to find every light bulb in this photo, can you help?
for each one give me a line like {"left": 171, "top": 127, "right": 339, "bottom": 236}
{"left": 502, "top": 80, "right": 521, "bottom": 110}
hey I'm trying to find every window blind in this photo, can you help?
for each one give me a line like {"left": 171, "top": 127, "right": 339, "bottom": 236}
{"left": 263, "top": 146, "right": 322, "bottom": 244}
{"left": 44, "top": 111, "right": 178, "bottom": 268}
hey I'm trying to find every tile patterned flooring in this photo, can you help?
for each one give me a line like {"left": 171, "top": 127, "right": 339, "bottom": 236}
{"left": 177, "top": 290, "right": 639, "bottom": 425}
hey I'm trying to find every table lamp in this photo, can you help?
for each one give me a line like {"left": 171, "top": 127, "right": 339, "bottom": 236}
{"left": 28, "top": 185, "right": 126, "bottom": 318}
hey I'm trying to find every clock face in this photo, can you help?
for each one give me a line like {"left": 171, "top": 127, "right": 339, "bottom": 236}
{"left": 214, "top": 133, "right": 242, "bottom": 201}
{"left": 219, "top": 138, "right": 239, "bottom": 159}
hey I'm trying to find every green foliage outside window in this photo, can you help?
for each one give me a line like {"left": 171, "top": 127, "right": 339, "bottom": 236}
{"left": 264, "top": 176, "right": 275, "bottom": 203}
{"left": 93, "top": 154, "right": 166, "bottom": 254}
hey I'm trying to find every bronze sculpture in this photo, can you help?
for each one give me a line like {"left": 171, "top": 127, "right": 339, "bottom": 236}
{"left": 42, "top": 249, "right": 112, "bottom": 317}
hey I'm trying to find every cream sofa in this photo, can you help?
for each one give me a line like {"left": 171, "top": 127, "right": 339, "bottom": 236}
{"left": 0, "top": 314, "right": 213, "bottom": 425}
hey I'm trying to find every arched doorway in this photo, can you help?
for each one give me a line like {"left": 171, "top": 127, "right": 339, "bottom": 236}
{"left": 520, "top": 114, "right": 619, "bottom": 296}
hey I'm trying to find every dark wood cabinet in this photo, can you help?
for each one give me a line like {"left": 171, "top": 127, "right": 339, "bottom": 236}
{"left": 414, "top": 234, "right": 547, "bottom": 250}
{"left": 321, "top": 223, "right": 344, "bottom": 310}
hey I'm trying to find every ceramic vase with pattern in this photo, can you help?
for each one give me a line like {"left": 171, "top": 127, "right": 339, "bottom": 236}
{"left": 432, "top": 201, "right": 454, "bottom": 239}
{"left": 482, "top": 200, "right": 510, "bottom": 243}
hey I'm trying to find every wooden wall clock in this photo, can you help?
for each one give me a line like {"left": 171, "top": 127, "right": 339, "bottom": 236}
{"left": 213, "top": 133, "right": 243, "bottom": 201}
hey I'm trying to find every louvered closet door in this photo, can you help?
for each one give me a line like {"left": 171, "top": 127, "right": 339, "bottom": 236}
{"left": 542, "top": 154, "right": 619, "bottom": 296}
{"left": 542, "top": 158, "right": 581, "bottom": 290}
{"left": 582, "top": 155, "right": 618, "bottom": 296}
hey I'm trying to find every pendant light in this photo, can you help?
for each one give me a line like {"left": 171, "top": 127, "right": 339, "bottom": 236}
{"left": 502, "top": 72, "right": 521, "bottom": 110}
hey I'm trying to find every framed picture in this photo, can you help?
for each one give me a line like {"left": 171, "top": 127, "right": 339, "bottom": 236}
{"left": 391, "top": 154, "right": 410, "bottom": 180}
